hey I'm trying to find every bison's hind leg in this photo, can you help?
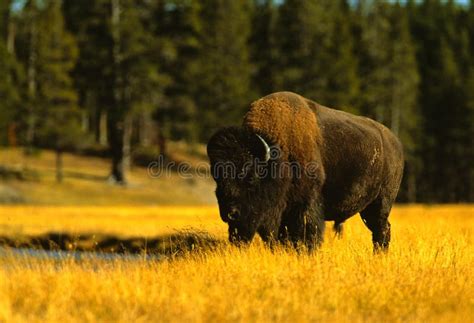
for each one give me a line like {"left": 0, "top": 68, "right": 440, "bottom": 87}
{"left": 360, "top": 197, "right": 392, "bottom": 252}
{"left": 333, "top": 221, "right": 344, "bottom": 238}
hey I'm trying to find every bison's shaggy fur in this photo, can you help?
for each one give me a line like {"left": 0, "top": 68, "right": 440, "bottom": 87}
{"left": 207, "top": 92, "right": 404, "bottom": 251}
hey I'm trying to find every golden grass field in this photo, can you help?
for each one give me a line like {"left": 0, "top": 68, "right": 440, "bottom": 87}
{"left": 0, "top": 204, "right": 473, "bottom": 322}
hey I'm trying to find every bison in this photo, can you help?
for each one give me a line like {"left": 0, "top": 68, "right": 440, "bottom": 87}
{"left": 207, "top": 92, "right": 404, "bottom": 251}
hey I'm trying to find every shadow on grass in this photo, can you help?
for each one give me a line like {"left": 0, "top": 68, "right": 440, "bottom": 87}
{"left": 0, "top": 230, "right": 225, "bottom": 258}
{"left": 62, "top": 171, "right": 109, "bottom": 182}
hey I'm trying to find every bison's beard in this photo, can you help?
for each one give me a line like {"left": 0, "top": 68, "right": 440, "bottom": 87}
{"left": 227, "top": 207, "right": 285, "bottom": 245}
{"left": 228, "top": 220, "right": 259, "bottom": 245}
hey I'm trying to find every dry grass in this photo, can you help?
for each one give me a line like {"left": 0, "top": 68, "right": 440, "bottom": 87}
{"left": 0, "top": 206, "right": 223, "bottom": 237}
{"left": 0, "top": 147, "right": 215, "bottom": 205}
{"left": 0, "top": 205, "right": 473, "bottom": 322}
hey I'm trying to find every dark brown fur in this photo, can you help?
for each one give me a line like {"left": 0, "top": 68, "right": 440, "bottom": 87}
{"left": 207, "top": 92, "right": 404, "bottom": 251}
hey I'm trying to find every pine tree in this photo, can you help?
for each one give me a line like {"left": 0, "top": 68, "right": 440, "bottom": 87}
{"left": 275, "top": 0, "right": 359, "bottom": 111}
{"left": 407, "top": 0, "right": 472, "bottom": 202}
{"left": 275, "top": 0, "right": 322, "bottom": 95}
{"left": 357, "top": 0, "right": 392, "bottom": 122}
{"left": 354, "top": 1, "right": 420, "bottom": 201}
{"left": 34, "top": 0, "right": 82, "bottom": 182}
{"left": 17, "top": 0, "right": 40, "bottom": 153}
{"left": 195, "top": 0, "right": 253, "bottom": 140}
{"left": 63, "top": 0, "right": 166, "bottom": 184}
{"left": 154, "top": 0, "right": 201, "bottom": 146}
{"left": 388, "top": 3, "right": 420, "bottom": 202}
{"left": 0, "top": 0, "right": 10, "bottom": 40}
{"left": 250, "top": 0, "right": 278, "bottom": 97}
{"left": 465, "top": 66, "right": 474, "bottom": 202}
{"left": 109, "top": 0, "right": 167, "bottom": 183}
{"left": 327, "top": 0, "right": 360, "bottom": 111}
{"left": 62, "top": 0, "right": 113, "bottom": 146}
{"left": 0, "top": 0, "right": 22, "bottom": 146}
{"left": 0, "top": 42, "right": 22, "bottom": 147}
{"left": 465, "top": 0, "right": 474, "bottom": 201}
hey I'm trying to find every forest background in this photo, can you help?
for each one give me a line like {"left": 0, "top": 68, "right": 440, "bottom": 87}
{"left": 0, "top": 0, "right": 473, "bottom": 203}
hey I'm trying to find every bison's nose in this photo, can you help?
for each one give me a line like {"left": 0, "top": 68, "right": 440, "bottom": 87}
{"left": 227, "top": 208, "right": 240, "bottom": 221}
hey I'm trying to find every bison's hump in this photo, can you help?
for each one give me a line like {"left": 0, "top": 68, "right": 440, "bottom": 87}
{"left": 243, "top": 91, "right": 321, "bottom": 166}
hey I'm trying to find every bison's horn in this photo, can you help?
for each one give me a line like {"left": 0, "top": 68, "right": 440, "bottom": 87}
{"left": 256, "top": 134, "right": 270, "bottom": 162}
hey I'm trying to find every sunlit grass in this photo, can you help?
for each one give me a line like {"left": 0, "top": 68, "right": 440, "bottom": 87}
{"left": 0, "top": 205, "right": 473, "bottom": 322}
{"left": 0, "top": 147, "right": 216, "bottom": 205}
{"left": 0, "top": 205, "right": 224, "bottom": 237}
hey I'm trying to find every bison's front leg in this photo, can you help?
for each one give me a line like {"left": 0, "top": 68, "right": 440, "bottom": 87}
{"left": 257, "top": 226, "right": 278, "bottom": 248}
{"left": 279, "top": 197, "right": 325, "bottom": 251}
{"left": 257, "top": 211, "right": 284, "bottom": 248}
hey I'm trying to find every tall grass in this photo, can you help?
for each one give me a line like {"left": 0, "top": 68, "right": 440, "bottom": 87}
{"left": 0, "top": 205, "right": 473, "bottom": 322}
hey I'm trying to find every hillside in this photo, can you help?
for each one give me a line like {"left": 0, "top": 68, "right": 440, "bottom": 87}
{"left": 0, "top": 146, "right": 216, "bottom": 205}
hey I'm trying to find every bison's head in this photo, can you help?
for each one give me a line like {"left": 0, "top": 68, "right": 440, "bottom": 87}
{"left": 207, "top": 127, "right": 288, "bottom": 244}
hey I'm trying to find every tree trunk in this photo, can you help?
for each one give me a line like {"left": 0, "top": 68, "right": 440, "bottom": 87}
{"left": 26, "top": 10, "right": 37, "bottom": 154}
{"left": 406, "top": 163, "right": 417, "bottom": 203}
{"left": 99, "top": 110, "right": 108, "bottom": 145}
{"left": 81, "top": 110, "right": 89, "bottom": 132}
{"left": 123, "top": 113, "right": 132, "bottom": 172}
{"left": 158, "top": 127, "right": 167, "bottom": 158}
{"left": 375, "top": 105, "right": 384, "bottom": 124}
{"left": 7, "top": 18, "right": 15, "bottom": 54}
{"left": 56, "top": 148, "right": 63, "bottom": 183}
{"left": 108, "top": 116, "right": 125, "bottom": 184}
{"left": 108, "top": 0, "right": 126, "bottom": 184}
{"left": 138, "top": 111, "right": 152, "bottom": 147}
{"left": 7, "top": 123, "right": 17, "bottom": 146}
{"left": 391, "top": 97, "right": 400, "bottom": 137}
{"left": 470, "top": 170, "right": 474, "bottom": 203}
